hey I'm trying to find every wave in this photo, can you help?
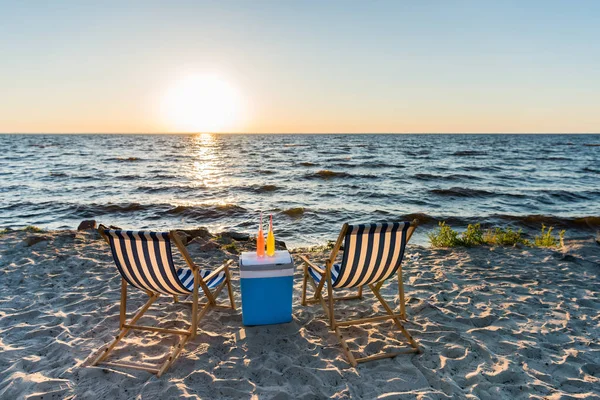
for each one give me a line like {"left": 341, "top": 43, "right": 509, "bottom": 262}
{"left": 281, "top": 207, "right": 305, "bottom": 218}
{"left": 360, "top": 161, "right": 401, "bottom": 169}
{"left": 582, "top": 167, "right": 600, "bottom": 174}
{"left": 331, "top": 162, "right": 358, "bottom": 168}
{"left": 115, "top": 174, "right": 142, "bottom": 181}
{"left": 28, "top": 143, "right": 58, "bottom": 148}
{"left": 150, "top": 173, "right": 181, "bottom": 180}
{"left": 452, "top": 150, "right": 488, "bottom": 156}
{"left": 25, "top": 202, "right": 249, "bottom": 221}
{"left": 63, "top": 203, "right": 155, "bottom": 218}
{"left": 540, "top": 189, "right": 599, "bottom": 202}
{"left": 406, "top": 150, "right": 430, "bottom": 156}
{"left": 430, "top": 187, "right": 495, "bottom": 198}
{"left": 106, "top": 157, "right": 141, "bottom": 162}
{"left": 136, "top": 185, "right": 203, "bottom": 194}
{"left": 546, "top": 156, "right": 572, "bottom": 161}
{"left": 305, "top": 170, "right": 350, "bottom": 179}
{"left": 250, "top": 184, "right": 279, "bottom": 193}
{"left": 413, "top": 173, "right": 480, "bottom": 181}
{"left": 494, "top": 214, "right": 600, "bottom": 230}
{"left": 583, "top": 143, "right": 600, "bottom": 147}
{"left": 457, "top": 165, "right": 503, "bottom": 173}
{"left": 167, "top": 204, "right": 246, "bottom": 218}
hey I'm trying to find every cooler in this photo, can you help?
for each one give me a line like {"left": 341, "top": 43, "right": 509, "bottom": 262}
{"left": 239, "top": 250, "right": 294, "bottom": 326}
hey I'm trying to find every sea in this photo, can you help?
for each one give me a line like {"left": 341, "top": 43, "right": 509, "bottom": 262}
{"left": 1, "top": 134, "right": 599, "bottom": 247}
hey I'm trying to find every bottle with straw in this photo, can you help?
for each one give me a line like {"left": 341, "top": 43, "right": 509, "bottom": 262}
{"left": 256, "top": 212, "right": 265, "bottom": 257}
{"left": 266, "top": 214, "right": 275, "bottom": 256}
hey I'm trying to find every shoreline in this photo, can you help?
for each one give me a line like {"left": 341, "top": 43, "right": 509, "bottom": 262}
{"left": 0, "top": 227, "right": 598, "bottom": 398}
{"left": 1, "top": 215, "right": 599, "bottom": 250}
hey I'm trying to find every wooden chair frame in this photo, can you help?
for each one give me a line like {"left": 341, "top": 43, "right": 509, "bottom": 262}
{"left": 300, "top": 220, "right": 420, "bottom": 367}
{"left": 90, "top": 228, "right": 236, "bottom": 377}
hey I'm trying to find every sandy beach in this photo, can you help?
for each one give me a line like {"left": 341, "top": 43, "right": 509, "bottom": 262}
{"left": 0, "top": 227, "right": 598, "bottom": 399}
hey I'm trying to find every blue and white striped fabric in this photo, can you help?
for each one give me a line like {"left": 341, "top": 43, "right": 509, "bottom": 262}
{"left": 176, "top": 268, "right": 226, "bottom": 291}
{"left": 308, "top": 222, "right": 411, "bottom": 289}
{"left": 308, "top": 264, "right": 341, "bottom": 287}
{"left": 104, "top": 229, "right": 200, "bottom": 295}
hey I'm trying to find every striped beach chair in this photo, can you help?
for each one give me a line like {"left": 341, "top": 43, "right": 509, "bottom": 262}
{"left": 90, "top": 224, "right": 235, "bottom": 377}
{"left": 300, "top": 220, "right": 420, "bottom": 366}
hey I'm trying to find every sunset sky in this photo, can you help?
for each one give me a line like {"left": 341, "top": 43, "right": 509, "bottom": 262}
{"left": 1, "top": 1, "right": 599, "bottom": 134}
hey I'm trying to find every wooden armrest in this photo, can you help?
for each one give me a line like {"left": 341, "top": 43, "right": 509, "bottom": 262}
{"left": 203, "top": 259, "right": 233, "bottom": 282}
{"left": 97, "top": 224, "right": 110, "bottom": 244}
{"left": 299, "top": 255, "right": 325, "bottom": 275}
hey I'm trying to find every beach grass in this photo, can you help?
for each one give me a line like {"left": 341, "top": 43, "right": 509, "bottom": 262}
{"left": 534, "top": 224, "right": 565, "bottom": 248}
{"left": 483, "top": 226, "right": 530, "bottom": 246}
{"left": 428, "top": 222, "right": 461, "bottom": 247}
{"left": 429, "top": 222, "right": 564, "bottom": 249}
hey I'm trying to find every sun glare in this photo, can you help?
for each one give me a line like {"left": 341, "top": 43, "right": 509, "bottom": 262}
{"left": 161, "top": 75, "right": 242, "bottom": 133}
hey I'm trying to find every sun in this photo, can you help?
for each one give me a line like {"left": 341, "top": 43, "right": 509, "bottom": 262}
{"left": 161, "top": 74, "right": 242, "bottom": 133}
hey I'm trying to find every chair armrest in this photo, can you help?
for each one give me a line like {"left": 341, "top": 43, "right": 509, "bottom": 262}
{"left": 299, "top": 255, "right": 325, "bottom": 275}
{"left": 170, "top": 230, "right": 199, "bottom": 271}
{"left": 97, "top": 224, "right": 110, "bottom": 244}
{"left": 203, "top": 259, "right": 234, "bottom": 282}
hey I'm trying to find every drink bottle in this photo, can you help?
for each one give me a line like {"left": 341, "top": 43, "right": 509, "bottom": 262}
{"left": 256, "top": 212, "right": 265, "bottom": 257}
{"left": 266, "top": 214, "right": 275, "bottom": 256}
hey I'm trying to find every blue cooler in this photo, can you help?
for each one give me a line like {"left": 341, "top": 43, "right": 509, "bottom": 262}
{"left": 239, "top": 250, "right": 294, "bottom": 326}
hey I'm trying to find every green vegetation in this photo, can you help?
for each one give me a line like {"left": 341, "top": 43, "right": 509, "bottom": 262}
{"left": 534, "top": 224, "right": 565, "bottom": 248}
{"left": 23, "top": 225, "right": 44, "bottom": 233}
{"left": 461, "top": 223, "right": 485, "bottom": 246}
{"left": 427, "top": 222, "right": 487, "bottom": 247}
{"left": 483, "top": 227, "right": 531, "bottom": 246}
{"left": 223, "top": 243, "right": 239, "bottom": 254}
{"left": 428, "top": 222, "right": 564, "bottom": 249}
{"left": 428, "top": 222, "right": 461, "bottom": 247}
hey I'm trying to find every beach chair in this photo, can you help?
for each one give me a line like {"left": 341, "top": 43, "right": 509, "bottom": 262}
{"left": 300, "top": 220, "right": 420, "bottom": 366}
{"left": 90, "top": 225, "right": 236, "bottom": 376}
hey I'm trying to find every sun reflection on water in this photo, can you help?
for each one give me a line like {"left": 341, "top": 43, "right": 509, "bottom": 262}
{"left": 184, "top": 133, "right": 238, "bottom": 207}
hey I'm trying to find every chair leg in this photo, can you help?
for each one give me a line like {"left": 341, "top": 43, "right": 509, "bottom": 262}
{"left": 334, "top": 326, "right": 357, "bottom": 367}
{"left": 398, "top": 267, "right": 406, "bottom": 320}
{"left": 173, "top": 295, "right": 179, "bottom": 303}
{"left": 301, "top": 264, "right": 308, "bottom": 306}
{"left": 193, "top": 280, "right": 229, "bottom": 330}
{"left": 92, "top": 292, "right": 159, "bottom": 366}
{"left": 120, "top": 279, "right": 127, "bottom": 328}
{"left": 357, "top": 286, "right": 363, "bottom": 300}
{"left": 308, "top": 278, "right": 358, "bottom": 366}
{"left": 369, "top": 284, "right": 419, "bottom": 351}
{"left": 157, "top": 334, "right": 190, "bottom": 377}
{"left": 327, "top": 269, "right": 335, "bottom": 328}
{"left": 191, "top": 269, "right": 199, "bottom": 339}
{"left": 328, "top": 285, "right": 420, "bottom": 366}
{"left": 307, "top": 277, "right": 366, "bottom": 367}
{"left": 225, "top": 266, "right": 236, "bottom": 310}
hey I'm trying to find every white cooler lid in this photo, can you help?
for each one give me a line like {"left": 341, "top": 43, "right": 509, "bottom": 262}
{"left": 239, "top": 250, "right": 293, "bottom": 271}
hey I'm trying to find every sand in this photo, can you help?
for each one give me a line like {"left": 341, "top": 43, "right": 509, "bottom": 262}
{"left": 0, "top": 228, "right": 599, "bottom": 399}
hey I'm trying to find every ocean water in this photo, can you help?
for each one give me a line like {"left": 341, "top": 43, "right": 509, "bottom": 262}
{"left": 1, "top": 134, "right": 599, "bottom": 247}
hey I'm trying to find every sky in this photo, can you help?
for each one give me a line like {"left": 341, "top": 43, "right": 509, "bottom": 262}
{"left": 0, "top": 0, "right": 599, "bottom": 134}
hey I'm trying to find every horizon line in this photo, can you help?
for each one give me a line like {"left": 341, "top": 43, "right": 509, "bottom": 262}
{"left": 1, "top": 132, "right": 599, "bottom": 135}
